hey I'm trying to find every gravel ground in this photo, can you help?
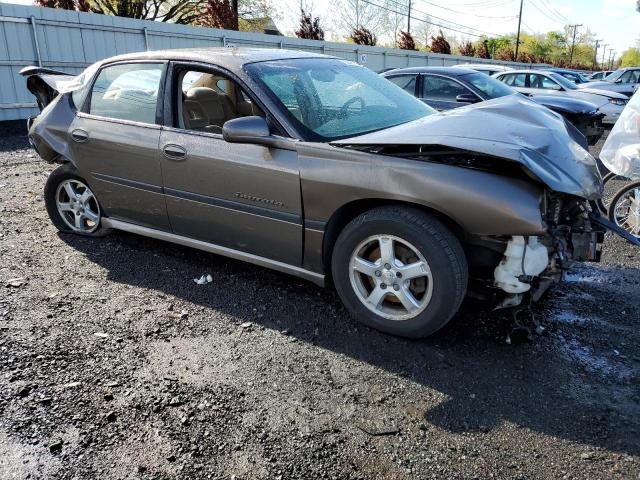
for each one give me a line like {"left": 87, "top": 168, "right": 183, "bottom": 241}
{"left": 0, "top": 121, "right": 639, "bottom": 479}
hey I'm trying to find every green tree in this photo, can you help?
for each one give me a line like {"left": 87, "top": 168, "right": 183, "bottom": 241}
{"left": 620, "top": 47, "right": 640, "bottom": 67}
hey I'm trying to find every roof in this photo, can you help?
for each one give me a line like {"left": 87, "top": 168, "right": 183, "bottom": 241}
{"left": 98, "top": 47, "right": 334, "bottom": 71}
{"left": 382, "top": 66, "right": 477, "bottom": 77}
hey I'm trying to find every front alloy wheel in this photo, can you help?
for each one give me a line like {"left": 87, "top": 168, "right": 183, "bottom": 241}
{"left": 349, "top": 235, "right": 433, "bottom": 321}
{"left": 332, "top": 206, "right": 468, "bottom": 338}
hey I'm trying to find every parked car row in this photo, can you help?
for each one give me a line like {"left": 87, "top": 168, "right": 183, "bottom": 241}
{"left": 20, "top": 49, "right": 639, "bottom": 338}
{"left": 383, "top": 67, "right": 605, "bottom": 145}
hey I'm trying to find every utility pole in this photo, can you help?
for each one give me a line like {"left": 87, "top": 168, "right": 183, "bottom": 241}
{"left": 608, "top": 51, "right": 616, "bottom": 70}
{"left": 601, "top": 43, "right": 609, "bottom": 68}
{"left": 515, "top": 0, "right": 524, "bottom": 61}
{"left": 593, "top": 39, "right": 602, "bottom": 68}
{"left": 407, "top": 0, "right": 412, "bottom": 33}
{"left": 568, "top": 24, "right": 582, "bottom": 64}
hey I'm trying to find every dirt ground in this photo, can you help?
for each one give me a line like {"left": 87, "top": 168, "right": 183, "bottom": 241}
{"left": 0, "top": 121, "right": 639, "bottom": 479}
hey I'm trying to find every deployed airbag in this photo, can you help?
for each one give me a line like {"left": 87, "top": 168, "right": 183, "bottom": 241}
{"left": 600, "top": 90, "right": 640, "bottom": 180}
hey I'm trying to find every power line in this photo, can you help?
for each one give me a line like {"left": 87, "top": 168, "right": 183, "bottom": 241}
{"left": 413, "top": 0, "right": 519, "bottom": 19}
{"left": 385, "top": 0, "right": 499, "bottom": 36}
{"left": 539, "top": 0, "right": 571, "bottom": 23}
{"left": 526, "top": 0, "right": 567, "bottom": 25}
{"left": 361, "top": 0, "right": 498, "bottom": 37}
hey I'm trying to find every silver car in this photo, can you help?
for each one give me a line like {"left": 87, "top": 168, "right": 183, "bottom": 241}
{"left": 493, "top": 69, "right": 628, "bottom": 124}
{"left": 580, "top": 67, "right": 640, "bottom": 98}
{"left": 20, "top": 48, "right": 637, "bottom": 338}
{"left": 587, "top": 71, "right": 614, "bottom": 82}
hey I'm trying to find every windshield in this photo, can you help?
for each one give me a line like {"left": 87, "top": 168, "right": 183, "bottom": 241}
{"left": 461, "top": 72, "right": 515, "bottom": 99}
{"left": 604, "top": 70, "right": 623, "bottom": 82}
{"left": 245, "top": 58, "right": 435, "bottom": 142}
{"left": 548, "top": 72, "right": 578, "bottom": 90}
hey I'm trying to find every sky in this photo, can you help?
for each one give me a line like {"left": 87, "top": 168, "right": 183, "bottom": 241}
{"left": 2, "top": 0, "right": 638, "bottom": 59}
{"left": 277, "top": 0, "right": 640, "bottom": 59}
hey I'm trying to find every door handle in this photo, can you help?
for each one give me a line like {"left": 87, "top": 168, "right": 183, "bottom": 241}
{"left": 71, "top": 129, "right": 89, "bottom": 143}
{"left": 162, "top": 144, "right": 187, "bottom": 161}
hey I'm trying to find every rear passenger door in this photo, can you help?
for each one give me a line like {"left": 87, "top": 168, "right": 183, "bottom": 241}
{"left": 420, "top": 74, "right": 479, "bottom": 111}
{"left": 68, "top": 62, "right": 170, "bottom": 230}
{"left": 158, "top": 63, "right": 302, "bottom": 266}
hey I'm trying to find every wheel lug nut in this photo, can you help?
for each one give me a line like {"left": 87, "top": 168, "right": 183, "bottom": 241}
{"left": 396, "top": 272, "right": 402, "bottom": 278}
{"left": 380, "top": 283, "right": 387, "bottom": 289}
{"left": 393, "top": 284, "right": 399, "bottom": 291}
{"left": 375, "top": 270, "right": 381, "bottom": 277}
{"left": 384, "top": 263, "right": 391, "bottom": 269}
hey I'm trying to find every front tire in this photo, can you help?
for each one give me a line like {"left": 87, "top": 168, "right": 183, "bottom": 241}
{"left": 331, "top": 206, "right": 468, "bottom": 338}
{"left": 608, "top": 181, "right": 640, "bottom": 239}
{"left": 44, "top": 164, "right": 110, "bottom": 237}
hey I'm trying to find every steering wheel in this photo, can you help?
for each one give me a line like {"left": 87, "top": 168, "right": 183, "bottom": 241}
{"left": 339, "top": 96, "right": 366, "bottom": 118}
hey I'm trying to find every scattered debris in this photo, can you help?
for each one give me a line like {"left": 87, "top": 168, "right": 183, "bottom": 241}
{"left": 62, "top": 381, "right": 81, "bottom": 389}
{"left": 240, "top": 322, "right": 252, "bottom": 329}
{"left": 48, "top": 440, "right": 63, "bottom": 454}
{"left": 357, "top": 424, "right": 400, "bottom": 436}
{"left": 193, "top": 274, "right": 213, "bottom": 285}
{"left": 105, "top": 411, "right": 117, "bottom": 422}
{"left": 93, "top": 332, "right": 109, "bottom": 338}
{"left": 5, "top": 277, "right": 25, "bottom": 288}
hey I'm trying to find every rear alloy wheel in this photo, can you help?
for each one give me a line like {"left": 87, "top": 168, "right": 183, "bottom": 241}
{"left": 332, "top": 206, "right": 468, "bottom": 338}
{"left": 44, "top": 163, "right": 110, "bottom": 237}
{"left": 609, "top": 181, "right": 640, "bottom": 239}
{"left": 55, "top": 179, "right": 101, "bottom": 234}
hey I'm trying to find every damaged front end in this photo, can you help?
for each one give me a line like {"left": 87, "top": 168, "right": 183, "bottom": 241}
{"left": 490, "top": 193, "right": 606, "bottom": 308}
{"left": 333, "top": 95, "right": 639, "bottom": 309}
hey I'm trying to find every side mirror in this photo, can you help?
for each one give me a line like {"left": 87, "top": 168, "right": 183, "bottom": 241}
{"left": 615, "top": 78, "right": 623, "bottom": 84}
{"left": 223, "top": 116, "right": 271, "bottom": 144}
{"left": 222, "top": 116, "right": 298, "bottom": 150}
{"left": 456, "top": 93, "right": 479, "bottom": 103}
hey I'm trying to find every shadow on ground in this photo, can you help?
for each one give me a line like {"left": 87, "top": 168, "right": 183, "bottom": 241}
{"left": 60, "top": 229, "right": 640, "bottom": 457}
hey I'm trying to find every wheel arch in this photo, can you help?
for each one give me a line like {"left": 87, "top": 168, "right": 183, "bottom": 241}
{"left": 321, "top": 198, "right": 467, "bottom": 276}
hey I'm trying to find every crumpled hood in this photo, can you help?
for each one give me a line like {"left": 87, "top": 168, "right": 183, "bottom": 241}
{"left": 529, "top": 94, "right": 599, "bottom": 115}
{"left": 577, "top": 85, "right": 628, "bottom": 99}
{"left": 333, "top": 95, "right": 602, "bottom": 200}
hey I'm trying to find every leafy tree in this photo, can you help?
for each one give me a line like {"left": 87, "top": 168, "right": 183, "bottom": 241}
{"left": 458, "top": 40, "right": 475, "bottom": 57}
{"left": 397, "top": 31, "right": 416, "bottom": 50}
{"left": 350, "top": 26, "right": 376, "bottom": 46}
{"left": 295, "top": 10, "right": 324, "bottom": 40}
{"left": 90, "top": 0, "right": 202, "bottom": 23}
{"left": 429, "top": 30, "right": 451, "bottom": 54}
{"left": 196, "top": 0, "right": 238, "bottom": 29}
{"left": 620, "top": 47, "right": 640, "bottom": 67}
{"left": 34, "top": 0, "right": 90, "bottom": 11}
{"left": 384, "top": 0, "right": 407, "bottom": 46}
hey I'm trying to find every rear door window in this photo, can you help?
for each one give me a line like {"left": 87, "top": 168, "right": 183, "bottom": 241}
{"left": 529, "top": 74, "right": 562, "bottom": 90}
{"left": 422, "top": 75, "right": 469, "bottom": 101}
{"left": 89, "top": 63, "right": 164, "bottom": 124}
{"left": 386, "top": 75, "right": 418, "bottom": 96}
{"left": 501, "top": 73, "right": 526, "bottom": 87}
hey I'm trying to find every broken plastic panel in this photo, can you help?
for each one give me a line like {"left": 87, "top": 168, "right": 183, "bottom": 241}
{"left": 600, "top": 90, "right": 640, "bottom": 180}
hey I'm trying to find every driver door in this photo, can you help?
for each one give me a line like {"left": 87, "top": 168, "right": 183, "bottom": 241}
{"left": 159, "top": 64, "right": 303, "bottom": 265}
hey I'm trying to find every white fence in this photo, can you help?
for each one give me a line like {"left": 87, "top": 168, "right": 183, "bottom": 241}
{"left": 0, "top": 2, "right": 549, "bottom": 121}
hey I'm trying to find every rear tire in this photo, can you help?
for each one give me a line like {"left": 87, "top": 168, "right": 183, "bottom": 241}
{"left": 44, "top": 163, "right": 111, "bottom": 237}
{"left": 331, "top": 206, "right": 468, "bottom": 338}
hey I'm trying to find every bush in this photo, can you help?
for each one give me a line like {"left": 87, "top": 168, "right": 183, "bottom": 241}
{"left": 430, "top": 30, "right": 451, "bottom": 54}
{"left": 351, "top": 26, "right": 377, "bottom": 46}
{"left": 397, "top": 31, "right": 417, "bottom": 51}
{"left": 295, "top": 11, "right": 324, "bottom": 40}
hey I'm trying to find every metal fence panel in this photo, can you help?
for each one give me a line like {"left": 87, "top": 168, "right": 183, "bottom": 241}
{"left": 0, "top": 2, "right": 549, "bottom": 121}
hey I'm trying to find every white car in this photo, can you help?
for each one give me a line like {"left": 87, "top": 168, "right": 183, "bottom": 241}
{"left": 453, "top": 63, "right": 513, "bottom": 76}
{"left": 493, "top": 70, "right": 628, "bottom": 124}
